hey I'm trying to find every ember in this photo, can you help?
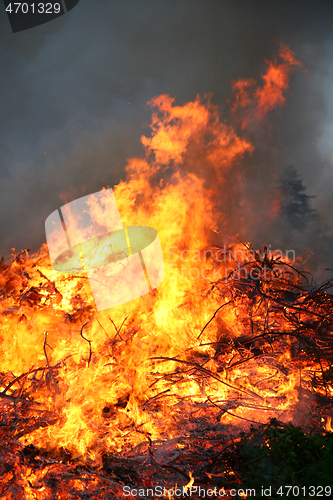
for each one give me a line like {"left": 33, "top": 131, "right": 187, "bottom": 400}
{"left": 0, "top": 44, "right": 332, "bottom": 498}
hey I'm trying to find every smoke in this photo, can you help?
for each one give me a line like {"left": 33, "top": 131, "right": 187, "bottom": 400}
{"left": 0, "top": 0, "right": 333, "bottom": 278}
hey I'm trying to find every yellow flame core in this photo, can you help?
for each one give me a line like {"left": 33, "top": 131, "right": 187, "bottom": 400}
{"left": 184, "top": 471, "right": 194, "bottom": 493}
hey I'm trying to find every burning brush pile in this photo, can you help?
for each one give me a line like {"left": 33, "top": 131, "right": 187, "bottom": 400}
{"left": 0, "top": 44, "right": 332, "bottom": 499}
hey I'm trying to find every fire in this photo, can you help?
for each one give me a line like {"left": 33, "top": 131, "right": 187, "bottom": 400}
{"left": 255, "top": 43, "right": 304, "bottom": 119}
{"left": 184, "top": 471, "right": 194, "bottom": 494}
{"left": 0, "top": 43, "right": 331, "bottom": 497}
{"left": 141, "top": 94, "right": 253, "bottom": 180}
{"left": 232, "top": 42, "right": 304, "bottom": 127}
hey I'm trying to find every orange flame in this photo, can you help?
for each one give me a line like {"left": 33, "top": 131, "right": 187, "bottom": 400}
{"left": 232, "top": 43, "right": 304, "bottom": 127}
{"left": 255, "top": 43, "right": 304, "bottom": 119}
{"left": 140, "top": 94, "right": 253, "bottom": 183}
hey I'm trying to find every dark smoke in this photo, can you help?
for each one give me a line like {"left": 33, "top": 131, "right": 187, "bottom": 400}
{"left": 0, "top": 0, "right": 332, "bottom": 279}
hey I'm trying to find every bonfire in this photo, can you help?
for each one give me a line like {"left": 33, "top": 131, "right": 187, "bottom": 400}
{"left": 0, "top": 44, "right": 332, "bottom": 499}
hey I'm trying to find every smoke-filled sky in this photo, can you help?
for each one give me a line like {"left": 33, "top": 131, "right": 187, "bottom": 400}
{"left": 1, "top": 0, "right": 333, "bottom": 276}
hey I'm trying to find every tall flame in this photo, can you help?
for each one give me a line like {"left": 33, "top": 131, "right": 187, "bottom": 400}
{"left": 232, "top": 42, "right": 304, "bottom": 127}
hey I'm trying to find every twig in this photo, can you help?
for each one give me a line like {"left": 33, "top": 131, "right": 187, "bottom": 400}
{"left": 207, "top": 396, "right": 259, "bottom": 424}
{"left": 0, "top": 392, "right": 40, "bottom": 406}
{"left": 197, "top": 300, "right": 234, "bottom": 339}
{"left": 96, "top": 317, "right": 110, "bottom": 340}
{"left": 152, "top": 356, "right": 263, "bottom": 400}
{"left": 43, "top": 331, "right": 59, "bottom": 393}
{"left": 80, "top": 322, "right": 92, "bottom": 367}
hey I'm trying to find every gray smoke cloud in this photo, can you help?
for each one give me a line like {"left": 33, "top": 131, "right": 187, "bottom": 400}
{"left": 0, "top": 0, "right": 333, "bottom": 279}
